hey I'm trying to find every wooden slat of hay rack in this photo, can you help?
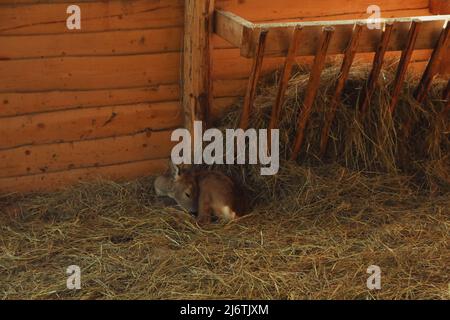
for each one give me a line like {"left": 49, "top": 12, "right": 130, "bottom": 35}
{"left": 214, "top": 11, "right": 450, "bottom": 160}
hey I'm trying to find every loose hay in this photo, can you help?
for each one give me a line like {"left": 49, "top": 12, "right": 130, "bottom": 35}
{"left": 0, "top": 63, "right": 449, "bottom": 300}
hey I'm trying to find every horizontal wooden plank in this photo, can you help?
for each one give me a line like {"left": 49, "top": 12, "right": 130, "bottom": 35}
{"left": 213, "top": 10, "right": 250, "bottom": 49}
{"left": 215, "top": 11, "right": 449, "bottom": 57}
{"left": 0, "top": 0, "right": 184, "bottom": 35}
{"left": 0, "top": 158, "right": 168, "bottom": 194}
{"left": 247, "top": 9, "right": 434, "bottom": 25}
{"left": 0, "top": 28, "right": 235, "bottom": 60}
{"left": 0, "top": 48, "right": 277, "bottom": 92}
{"left": 0, "top": 85, "right": 180, "bottom": 117}
{"left": 0, "top": 130, "right": 174, "bottom": 178}
{"left": 0, "top": 52, "right": 180, "bottom": 92}
{"left": 0, "top": 79, "right": 248, "bottom": 117}
{"left": 216, "top": 0, "right": 430, "bottom": 22}
{"left": 0, "top": 28, "right": 182, "bottom": 59}
{"left": 0, "top": 96, "right": 241, "bottom": 149}
{"left": 255, "top": 17, "right": 448, "bottom": 57}
{"left": 0, "top": 101, "right": 183, "bottom": 149}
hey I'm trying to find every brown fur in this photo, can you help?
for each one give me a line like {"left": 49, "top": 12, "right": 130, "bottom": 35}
{"left": 154, "top": 162, "right": 240, "bottom": 225}
{"left": 193, "top": 170, "right": 238, "bottom": 225}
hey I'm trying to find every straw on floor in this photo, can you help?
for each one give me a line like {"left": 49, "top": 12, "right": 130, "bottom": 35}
{"left": 0, "top": 62, "right": 448, "bottom": 299}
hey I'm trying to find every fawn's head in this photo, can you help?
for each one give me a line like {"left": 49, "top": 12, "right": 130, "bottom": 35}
{"left": 168, "top": 162, "right": 199, "bottom": 213}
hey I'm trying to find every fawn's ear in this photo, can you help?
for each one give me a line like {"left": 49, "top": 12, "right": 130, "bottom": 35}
{"left": 169, "top": 160, "right": 181, "bottom": 178}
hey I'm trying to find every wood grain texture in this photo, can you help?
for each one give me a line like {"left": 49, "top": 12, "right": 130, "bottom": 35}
{"left": 0, "top": 0, "right": 185, "bottom": 35}
{"left": 0, "top": 28, "right": 183, "bottom": 59}
{"left": 0, "top": 130, "right": 174, "bottom": 178}
{"left": 183, "top": 0, "right": 215, "bottom": 131}
{"left": 0, "top": 29, "right": 235, "bottom": 60}
{"left": 0, "top": 80, "right": 247, "bottom": 118}
{"left": 0, "top": 102, "right": 183, "bottom": 149}
{"left": 216, "top": 0, "right": 430, "bottom": 22}
{"left": 0, "top": 158, "right": 169, "bottom": 193}
{"left": 231, "top": 16, "right": 447, "bottom": 58}
{"left": 0, "top": 85, "right": 180, "bottom": 117}
{"left": 429, "top": 0, "right": 450, "bottom": 14}
{"left": 0, "top": 53, "right": 180, "bottom": 92}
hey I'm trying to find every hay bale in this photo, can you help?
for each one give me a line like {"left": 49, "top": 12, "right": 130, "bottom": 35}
{"left": 213, "top": 61, "right": 449, "bottom": 198}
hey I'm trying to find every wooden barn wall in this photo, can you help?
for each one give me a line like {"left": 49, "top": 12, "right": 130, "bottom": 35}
{"left": 0, "top": 0, "right": 437, "bottom": 193}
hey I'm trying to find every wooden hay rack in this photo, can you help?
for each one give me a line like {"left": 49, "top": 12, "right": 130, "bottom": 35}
{"left": 182, "top": 2, "right": 449, "bottom": 161}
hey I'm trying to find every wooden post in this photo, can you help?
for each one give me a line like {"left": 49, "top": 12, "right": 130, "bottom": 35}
{"left": 269, "top": 26, "right": 303, "bottom": 132}
{"left": 442, "top": 79, "right": 450, "bottom": 118}
{"left": 239, "top": 29, "right": 268, "bottom": 129}
{"left": 429, "top": 1, "right": 450, "bottom": 76}
{"left": 359, "top": 22, "right": 394, "bottom": 115}
{"left": 389, "top": 20, "right": 422, "bottom": 114}
{"left": 415, "top": 23, "right": 450, "bottom": 103}
{"left": 320, "top": 23, "right": 363, "bottom": 156}
{"left": 290, "top": 27, "right": 335, "bottom": 160}
{"left": 183, "top": 0, "right": 215, "bottom": 134}
{"left": 444, "top": 79, "right": 450, "bottom": 101}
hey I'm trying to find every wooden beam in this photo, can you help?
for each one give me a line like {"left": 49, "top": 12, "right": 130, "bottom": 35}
{"left": 445, "top": 79, "right": 450, "bottom": 101}
{"left": 389, "top": 20, "right": 422, "bottom": 114}
{"left": 214, "top": 10, "right": 254, "bottom": 56}
{"left": 183, "top": 0, "right": 215, "bottom": 133}
{"left": 290, "top": 27, "right": 334, "bottom": 160}
{"left": 249, "top": 17, "right": 446, "bottom": 58}
{"left": 269, "top": 26, "right": 303, "bottom": 133}
{"left": 213, "top": 11, "right": 449, "bottom": 58}
{"left": 415, "top": 23, "right": 450, "bottom": 103}
{"left": 359, "top": 23, "right": 394, "bottom": 115}
{"left": 239, "top": 30, "right": 268, "bottom": 129}
{"left": 320, "top": 23, "right": 363, "bottom": 156}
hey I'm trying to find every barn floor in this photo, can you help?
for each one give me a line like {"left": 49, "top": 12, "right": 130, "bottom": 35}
{"left": 1, "top": 64, "right": 449, "bottom": 299}
{"left": 0, "top": 163, "right": 448, "bottom": 300}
